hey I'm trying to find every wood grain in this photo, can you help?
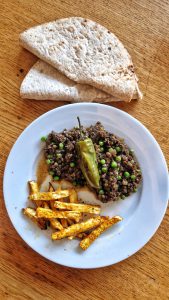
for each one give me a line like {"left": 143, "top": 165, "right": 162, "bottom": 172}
{"left": 0, "top": 0, "right": 169, "bottom": 299}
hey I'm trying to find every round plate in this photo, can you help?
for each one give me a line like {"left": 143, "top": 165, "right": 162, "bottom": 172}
{"left": 3, "top": 103, "right": 168, "bottom": 268}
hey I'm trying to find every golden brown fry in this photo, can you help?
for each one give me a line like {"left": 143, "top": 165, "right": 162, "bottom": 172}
{"left": 52, "top": 216, "right": 103, "bottom": 240}
{"left": 50, "top": 219, "right": 63, "bottom": 230}
{"left": 61, "top": 219, "right": 68, "bottom": 228}
{"left": 48, "top": 183, "right": 56, "bottom": 210}
{"left": 69, "top": 189, "right": 78, "bottom": 203}
{"left": 23, "top": 207, "right": 36, "bottom": 221}
{"left": 36, "top": 207, "right": 81, "bottom": 222}
{"left": 80, "top": 216, "right": 122, "bottom": 250}
{"left": 54, "top": 201, "right": 100, "bottom": 214}
{"left": 28, "top": 181, "right": 39, "bottom": 194}
{"left": 42, "top": 198, "right": 63, "bottom": 230}
{"left": 23, "top": 208, "right": 47, "bottom": 230}
{"left": 48, "top": 183, "right": 64, "bottom": 230}
{"left": 28, "top": 181, "right": 43, "bottom": 207}
{"left": 29, "top": 190, "right": 69, "bottom": 201}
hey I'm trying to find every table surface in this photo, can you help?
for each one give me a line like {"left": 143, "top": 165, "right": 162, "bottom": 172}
{"left": 0, "top": 0, "right": 169, "bottom": 299}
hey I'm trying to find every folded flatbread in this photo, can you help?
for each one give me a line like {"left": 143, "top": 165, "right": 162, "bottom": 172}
{"left": 20, "top": 17, "right": 142, "bottom": 102}
{"left": 20, "top": 60, "right": 120, "bottom": 102}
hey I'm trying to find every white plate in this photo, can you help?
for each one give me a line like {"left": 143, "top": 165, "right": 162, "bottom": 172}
{"left": 3, "top": 103, "right": 168, "bottom": 268}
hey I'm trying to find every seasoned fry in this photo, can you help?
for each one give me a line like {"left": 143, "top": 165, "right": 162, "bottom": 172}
{"left": 48, "top": 183, "right": 56, "bottom": 210}
{"left": 41, "top": 196, "right": 63, "bottom": 230}
{"left": 28, "top": 181, "right": 43, "bottom": 207}
{"left": 50, "top": 218, "right": 63, "bottom": 230}
{"left": 48, "top": 183, "right": 65, "bottom": 229}
{"left": 23, "top": 207, "right": 47, "bottom": 230}
{"left": 29, "top": 190, "right": 69, "bottom": 201}
{"left": 52, "top": 216, "right": 103, "bottom": 240}
{"left": 23, "top": 207, "right": 36, "bottom": 221}
{"left": 36, "top": 207, "right": 81, "bottom": 222}
{"left": 54, "top": 201, "right": 100, "bottom": 214}
{"left": 28, "top": 181, "right": 39, "bottom": 194}
{"left": 69, "top": 189, "right": 78, "bottom": 203}
{"left": 80, "top": 216, "right": 122, "bottom": 250}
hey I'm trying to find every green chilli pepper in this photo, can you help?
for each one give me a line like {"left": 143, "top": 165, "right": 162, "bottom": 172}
{"left": 76, "top": 117, "right": 100, "bottom": 189}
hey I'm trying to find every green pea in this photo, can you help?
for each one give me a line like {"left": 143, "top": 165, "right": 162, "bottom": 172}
{"left": 99, "top": 189, "right": 104, "bottom": 195}
{"left": 59, "top": 143, "right": 64, "bottom": 150}
{"left": 41, "top": 136, "right": 47, "bottom": 142}
{"left": 115, "top": 156, "right": 121, "bottom": 162}
{"left": 49, "top": 171, "right": 54, "bottom": 176}
{"left": 100, "top": 159, "right": 106, "bottom": 165}
{"left": 47, "top": 155, "right": 52, "bottom": 159}
{"left": 100, "top": 147, "right": 104, "bottom": 152}
{"left": 117, "top": 175, "right": 122, "bottom": 180}
{"left": 121, "top": 195, "right": 125, "bottom": 200}
{"left": 124, "top": 171, "right": 130, "bottom": 178}
{"left": 56, "top": 153, "right": 62, "bottom": 159}
{"left": 70, "top": 162, "right": 75, "bottom": 167}
{"left": 111, "top": 161, "right": 117, "bottom": 168}
{"left": 133, "top": 188, "right": 137, "bottom": 192}
{"left": 99, "top": 140, "right": 104, "bottom": 146}
{"left": 53, "top": 176, "right": 60, "bottom": 181}
{"left": 130, "top": 149, "right": 134, "bottom": 154}
{"left": 46, "top": 159, "right": 51, "bottom": 165}
{"left": 115, "top": 146, "right": 121, "bottom": 153}
{"left": 102, "top": 167, "right": 107, "bottom": 173}
{"left": 131, "top": 175, "right": 136, "bottom": 180}
{"left": 108, "top": 148, "right": 114, "bottom": 153}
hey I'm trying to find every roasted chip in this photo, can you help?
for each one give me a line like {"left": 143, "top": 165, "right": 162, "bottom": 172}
{"left": 48, "top": 184, "right": 56, "bottom": 210}
{"left": 23, "top": 207, "right": 47, "bottom": 230}
{"left": 80, "top": 216, "right": 122, "bottom": 250}
{"left": 28, "top": 181, "right": 39, "bottom": 194}
{"left": 69, "top": 189, "right": 78, "bottom": 203}
{"left": 52, "top": 216, "right": 103, "bottom": 240}
{"left": 36, "top": 207, "right": 81, "bottom": 222}
{"left": 28, "top": 181, "right": 43, "bottom": 207}
{"left": 50, "top": 218, "right": 63, "bottom": 230}
{"left": 29, "top": 190, "right": 69, "bottom": 201}
{"left": 48, "top": 183, "right": 65, "bottom": 229}
{"left": 54, "top": 201, "right": 100, "bottom": 214}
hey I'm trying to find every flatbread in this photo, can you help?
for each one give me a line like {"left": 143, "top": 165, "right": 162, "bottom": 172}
{"left": 20, "top": 17, "right": 142, "bottom": 102}
{"left": 20, "top": 60, "right": 120, "bottom": 102}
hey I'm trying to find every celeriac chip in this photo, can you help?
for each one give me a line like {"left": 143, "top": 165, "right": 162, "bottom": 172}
{"left": 29, "top": 190, "right": 69, "bottom": 201}
{"left": 23, "top": 207, "right": 47, "bottom": 230}
{"left": 52, "top": 216, "right": 103, "bottom": 240}
{"left": 36, "top": 207, "right": 81, "bottom": 222}
{"left": 69, "top": 189, "right": 78, "bottom": 203}
{"left": 80, "top": 216, "right": 122, "bottom": 250}
{"left": 54, "top": 201, "right": 100, "bottom": 214}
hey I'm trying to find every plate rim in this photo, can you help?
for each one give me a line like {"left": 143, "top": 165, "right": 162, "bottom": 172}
{"left": 3, "top": 103, "right": 169, "bottom": 268}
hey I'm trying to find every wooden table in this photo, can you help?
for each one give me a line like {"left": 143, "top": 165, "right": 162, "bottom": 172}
{"left": 0, "top": 0, "right": 168, "bottom": 299}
